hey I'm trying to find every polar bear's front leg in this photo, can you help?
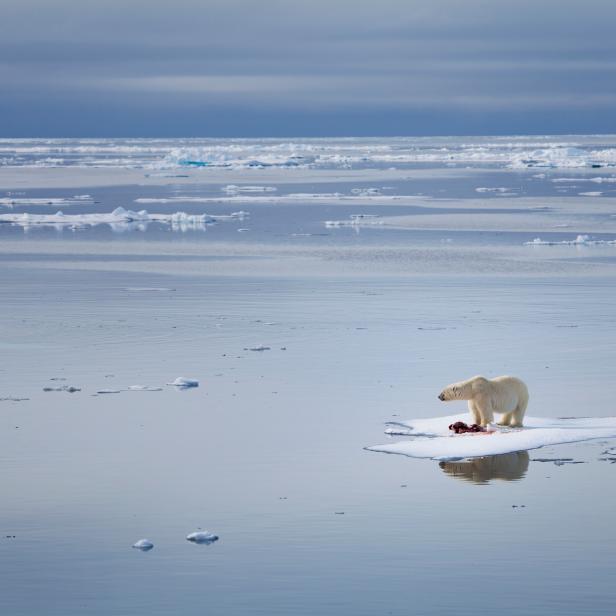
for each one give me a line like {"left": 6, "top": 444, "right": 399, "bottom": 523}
{"left": 474, "top": 395, "right": 493, "bottom": 426}
{"left": 468, "top": 401, "right": 482, "bottom": 425}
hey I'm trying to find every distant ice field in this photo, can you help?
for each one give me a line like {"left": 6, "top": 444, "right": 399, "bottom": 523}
{"left": 2, "top": 135, "right": 616, "bottom": 170}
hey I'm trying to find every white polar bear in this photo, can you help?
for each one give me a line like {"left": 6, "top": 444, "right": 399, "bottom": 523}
{"left": 437, "top": 375, "right": 529, "bottom": 427}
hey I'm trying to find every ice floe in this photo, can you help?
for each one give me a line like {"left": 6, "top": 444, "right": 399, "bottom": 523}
{"left": 0, "top": 207, "right": 248, "bottom": 230}
{"left": 524, "top": 235, "right": 616, "bottom": 246}
{"left": 325, "top": 215, "right": 383, "bottom": 228}
{"left": 167, "top": 377, "right": 199, "bottom": 388}
{"left": 132, "top": 539, "right": 154, "bottom": 551}
{"left": 367, "top": 413, "right": 616, "bottom": 460}
{"left": 186, "top": 531, "right": 219, "bottom": 544}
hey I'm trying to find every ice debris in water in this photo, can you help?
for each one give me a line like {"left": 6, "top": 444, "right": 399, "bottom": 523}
{"left": 96, "top": 389, "right": 121, "bottom": 394}
{"left": 244, "top": 346, "right": 271, "bottom": 351}
{"left": 43, "top": 385, "right": 81, "bottom": 393}
{"left": 132, "top": 539, "right": 154, "bottom": 551}
{"left": 186, "top": 531, "right": 219, "bottom": 544}
{"left": 167, "top": 377, "right": 199, "bottom": 388}
{"left": 524, "top": 235, "right": 616, "bottom": 246}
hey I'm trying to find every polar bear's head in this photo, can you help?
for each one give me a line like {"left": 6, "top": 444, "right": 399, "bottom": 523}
{"left": 438, "top": 377, "right": 482, "bottom": 401}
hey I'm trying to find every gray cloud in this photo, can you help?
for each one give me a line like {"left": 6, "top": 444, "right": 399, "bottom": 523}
{"left": 2, "top": 0, "right": 616, "bottom": 135}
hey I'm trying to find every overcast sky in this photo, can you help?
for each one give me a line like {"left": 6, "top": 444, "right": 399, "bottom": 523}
{"left": 2, "top": 0, "right": 616, "bottom": 136}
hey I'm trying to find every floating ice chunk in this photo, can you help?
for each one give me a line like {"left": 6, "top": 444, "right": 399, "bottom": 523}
{"left": 96, "top": 389, "right": 122, "bottom": 394}
{"left": 186, "top": 531, "right": 219, "bottom": 544}
{"left": 128, "top": 385, "right": 163, "bottom": 392}
{"left": 244, "top": 346, "right": 271, "bottom": 352}
{"left": 0, "top": 396, "right": 29, "bottom": 402}
{"left": 475, "top": 187, "right": 511, "bottom": 193}
{"left": 132, "top": 539, "right": 154, "bottom": 551}
{"left": 524, "top": 235, "right": 616, "bottom": 246}
{"left": 167, "top": 377, "right": 199, "bottom": 388}
{"left": 367, "top": 413, "right": 616, "bottom": 460}
{"left": 578, "top": 191, "right": 603, "bottom": 196}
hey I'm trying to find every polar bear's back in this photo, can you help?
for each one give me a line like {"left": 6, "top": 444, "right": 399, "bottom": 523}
{"left": 481, "top": 375, "right": 529, "bottom": 411}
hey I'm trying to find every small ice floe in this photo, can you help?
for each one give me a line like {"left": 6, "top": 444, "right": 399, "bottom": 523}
{"left": 132, "top": 539, "right": 154, "bottom": 551}
{"left": 578, "top": 191, "right": 603, "bottom": 196}
{"left": 524, "top": 235, "right": 616, "bottom": 246}
{"left": 351, "top": 187, "right": 381, "bottom": 196}
{"left": 43, "top": 385, "right": 81, "bottom": 393}
{"left": 237, "top": 228, "right": 250, "bottom": 232}
{"left": 167, "top": 377, "right": 199, "bottom": 389}
{"left": 186, "top": 531, "right": 219, "bottom": 544}
{"left": 0, "top": 396, "right": 29, "bottom": 402}
{"left": 127, "top": 385, "right": 163, "bottom": 392}
{"left": 325, "top": 215, "right": 383, "bottom": 228}
{"left": 222, "top": 185, "right": 277, "bottom": 194}
{"left": 244, "top": 346, "right": 271, "bottom": 352}
{"left": 96, "top": 389, "right": 122, "bottom": 394}
{"left": 368, "top": 413, "right": 616, "bottom": 461}
{"left": 0, "top": 195, "right": 94, "bottom": 208}
{"left": 475, "top": 187, "right": 512, "bottom": 193}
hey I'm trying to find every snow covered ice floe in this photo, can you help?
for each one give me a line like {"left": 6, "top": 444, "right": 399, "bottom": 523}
{"left": 167, "top": 377, "right": 199, "bottom": 388}
{"left": 186, "top": 531, "right": 219, "bottom": 544}
{"left": 366, "top": 413, "right": 616, "bottom": 460}
{"left": 132, "top": 539, "right": 154, "bottom": 551}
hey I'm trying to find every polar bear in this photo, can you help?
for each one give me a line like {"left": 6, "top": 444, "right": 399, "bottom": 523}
{"left": 437, "top": 375, "right": 529, "bottom": 427}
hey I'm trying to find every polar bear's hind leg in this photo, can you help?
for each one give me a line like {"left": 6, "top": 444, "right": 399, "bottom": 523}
{"left": 498, "top": 412, "right": 513, "bottom": 427}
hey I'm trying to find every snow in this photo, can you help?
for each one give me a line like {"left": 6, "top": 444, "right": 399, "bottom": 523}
{"left": 167, "top": 377, "right": 199, "bottom": 388}
{"left": 366, "top": 413, "right": 616, "bottom": 461}
{"left": 579, "top": 192, "right": 603, "bottom": 196}
{"left": 132, "top": 539, "right": 154, "bottom": 551}
{"left": 186, "top": 531, "right": 218, "bottom": 544}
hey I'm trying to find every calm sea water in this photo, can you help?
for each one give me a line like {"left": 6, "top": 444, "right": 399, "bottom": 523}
{"left": 1, "top": 138, "right": 616, "bottom": 615}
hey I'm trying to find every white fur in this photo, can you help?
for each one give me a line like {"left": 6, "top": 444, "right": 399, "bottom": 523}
{"left": 438, "top": 375, "right": 529, "bottom": 427}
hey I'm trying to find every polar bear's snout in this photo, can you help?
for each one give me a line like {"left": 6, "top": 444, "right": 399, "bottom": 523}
{"left": 437, "top": 392, "right": 445, "bottom": 401}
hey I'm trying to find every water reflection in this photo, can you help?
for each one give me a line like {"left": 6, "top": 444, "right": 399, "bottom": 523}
{"left": 439, "top": 451, "right": 529, "bottom": 484}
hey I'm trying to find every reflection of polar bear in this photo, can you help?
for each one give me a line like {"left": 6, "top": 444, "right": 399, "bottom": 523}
{"left": 437, "top": 375, "right": 529, "bottom": 427}
{"left": 439, "top": 451, "right": 529, "bottom": 484}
